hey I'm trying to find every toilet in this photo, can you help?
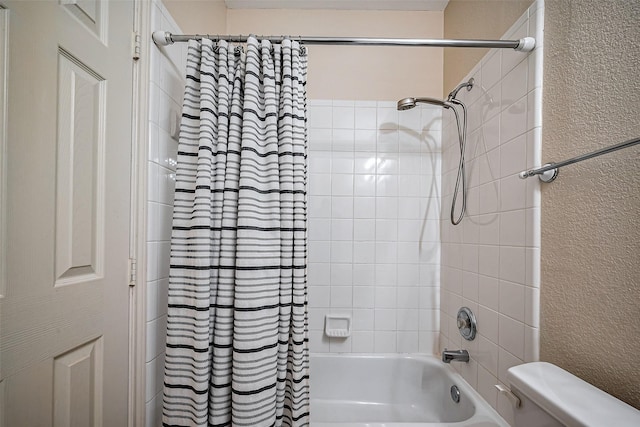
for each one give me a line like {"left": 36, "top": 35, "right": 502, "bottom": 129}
{"left": 507, "top": 362, "right": 640, "bottom": 426}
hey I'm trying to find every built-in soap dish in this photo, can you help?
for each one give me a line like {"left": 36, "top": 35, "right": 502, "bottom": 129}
{"left": 324, "top": 314, "right": 351, "bottom": 338}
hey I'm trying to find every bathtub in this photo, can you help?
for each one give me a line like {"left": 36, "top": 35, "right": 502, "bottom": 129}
{"left": 310, "top": 354, "right": 509, "bottom": 427}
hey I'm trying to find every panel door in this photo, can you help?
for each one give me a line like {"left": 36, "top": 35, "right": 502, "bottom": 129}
{"left": 0, "top": 0, "right": 135, "bottom": 425}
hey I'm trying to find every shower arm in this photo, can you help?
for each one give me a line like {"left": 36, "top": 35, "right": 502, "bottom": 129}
{"left": 152, "top": 31, "right": 536, "bottom": 52}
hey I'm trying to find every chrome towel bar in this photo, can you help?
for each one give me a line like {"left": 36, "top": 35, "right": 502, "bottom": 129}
{"left": 519, "top": 136, "right": 640, "bottom": 182}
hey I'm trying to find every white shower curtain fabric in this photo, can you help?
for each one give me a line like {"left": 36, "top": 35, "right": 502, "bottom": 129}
{"left": 162, "top": 37, "right": 309, "bottom": 427}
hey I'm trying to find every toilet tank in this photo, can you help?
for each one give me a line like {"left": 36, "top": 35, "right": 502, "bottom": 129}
{"left": 507, "top": 362, "right": 640, "bottom": 427}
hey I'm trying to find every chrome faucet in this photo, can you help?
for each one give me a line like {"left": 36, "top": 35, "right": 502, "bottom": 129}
{"left": 442, "top": 349, "right": 469, "bottom": 363}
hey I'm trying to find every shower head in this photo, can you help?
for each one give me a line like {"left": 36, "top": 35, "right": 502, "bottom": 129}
{"left": 447, "top": 78, "right": 474, "bottom": 102}
{"left": 397, "top": 97, "right": 449, "bottom": 111}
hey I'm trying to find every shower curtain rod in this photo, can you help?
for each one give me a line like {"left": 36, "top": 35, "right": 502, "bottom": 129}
{"left": 152, "top": 31, "right": 536, "bottom": 52}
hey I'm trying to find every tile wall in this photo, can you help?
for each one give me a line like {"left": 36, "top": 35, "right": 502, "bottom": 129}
{"left": 438, "top": 1, "right": 543, "bottom": 424}
{"left": 145, "top": 1, "right": 186, "bottom": 426}
{"left": 307, "top": 100, "right": 442, "bottom": 354}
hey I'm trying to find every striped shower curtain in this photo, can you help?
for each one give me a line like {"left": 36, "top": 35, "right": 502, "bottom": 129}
{"left": 162, "top": 37, "right": 309, "bottom": 427}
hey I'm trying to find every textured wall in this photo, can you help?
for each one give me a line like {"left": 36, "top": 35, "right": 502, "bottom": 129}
{"left": 541, "top": 0, "right": 640, "bottom": 409}
{"left": 163, "top": 0, "right": 227, "bottom": 34}
{"left": 443, "top": 0, "right": 533, "bottom": 97}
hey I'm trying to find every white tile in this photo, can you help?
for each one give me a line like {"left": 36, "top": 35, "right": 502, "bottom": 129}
{"left": 374, "top": 309, "right": 396, "bottom": 330}
{"left": 354, "top": 174, "right": 376, "bottom": 197}
{"left": 146, "top": 281, "right": 158, "bottom": 322}
{"left": 308, "top": 151, "right": 331, "bottom": 174}
{"left": 375, "top": 242, "right": 397, "bottom": 264}
{"left": 477, "top": 335, "right": 499, "bottom": 376}
{"left": 397, "top": 242, "right": 419, "bottom": 264}
{"left": 351, "top": 331, "right": 374, "bottom": 352}
{"left": 478, "top": 245, "right": 500, "bottom": 278}
{"left": 375, "top": 197, "right": 398, "bottom": 219}
{"left": 478, "top": 214, "right": 500, "bottom": 246}
{"left": 499, "top": 209, "right": 526, "bottom": 247}
{"left": 330, "top": 287, "right": 353, "bottom": 308}
{"left": 331, "top": 219, "right": 353, "bottom": 241}
{"left": 397, "top": 264, "right": 420, "bottom": 287}
{"left": 462, "top": 271, "right": 479, "bottom": 303}
{"left": 308, "top": 263, "right": 331, "bottom": 286}
{"left": 331, "top": 196, "right": 354, "bottom": 219}
{"left": 377, "top": 130, "right": 399, "bottom": 152}
{"left": 157, "top": 279, "right": 169, "bottom": 317}
{"left": 376, "top": 219, "right": 398, "bottom": 241}
{"left": 397, "top": 308, "right": 420, "bottom": 331}
{"left": 419, "top": 309, "right": 438, "bottom": 331}
{"left": 478, "top": 275, "right": 500, "bottom": 311}
{"left": 330, "top": 264, "right": 353, "bottom": 286}
{"left": 398, "top": 105, "right": 422, "bottom": 130}
{"left": 354, "top": 129, "right": 377, "bottom": 152}
{"left": 355, "top": 107, "right": 377, "bottom": 130}
{"left": 421, "top": 106, "right": 443, "bottom": 131}
{"left": 398, "top": 219, "right": 422, "bottom": 242}
{"left": 308, "top": 195, "right": 331, "bottom": 218}
{"left": 477, "top": 364, "right": 498, "bottom": 409}
{"left": 353, "top": 242, "right": 375, "bottom": 264}
{"left": 499, "top": 246, "right": 526, "bottom": 284}
{"left": 331, "top": 152, "right": 354, "bottom": 175}
{"left": 375, "top": 287, "right": 397, "bottom": 309}
{"left": 353, "top": 219, "right": 375, "bottom": 241}
{"left": 397, "top": 331, "right": 419, "bottom": 353}
{"left": 397, "top": 198, "right": 421, "bottom": 220}
{"left": 354, "top": 153, "right": 377, "bottom": 174}
{"left": 524, "top": 285, "right": 540, "bottom": 328}
{"left": 158, "top": 242, "right": 170, "bottom": 279}
{"left": 352, "top": 309, "right": 374, "bottom": 330}
{"left": 353, "top": 286, "right": 375, "bottom": 308}
{"left": 460, "top": 358, "right": 478, "bottom": 389}
{"left": 501, "top": 21, "right": 528, "bottom": 77}
{"left": 308, "top": 173, "right": 331, "bottom": 196}
{"left": 398, "top": 175, "right": 422, "bottom": 197}
{"left": 330, "top": 336, "right": 352, "bottom": 353}
{"left": 374, "top": 331, "right": 397, "bottom": 353}
{"left": 500, "top": 97, "right": 528, "bottom": 145}
{"left": 333, "top": 106, "right": 354, "bottom": 129}
{"left": 375, "top": 264, "right": 397, "bottom": 286}
{"left": 309, "top": 286, "right": 330, "bottom": 307}
{"left": 525, "top": 247, "right": 540, "bottom": 288}
{"left": 331, "top": 174, "right": 354, "bottom": 196}
{"left": 308, "top": 241, "right": 331, "bottom": 263}
{"left": 501, "top": 59, "right": 528, "bottom": 110}
{"left": 462, "top": 244, "right": 479, "bottom": 273}
{"left": 419, "top": 287, "right": 439, "bottom": 309}
{"left": 148, "top": 162, "right": 160, "bottom": 203}
{"left": 146, "top": 242, "right": 159, "bottom": 282}
{"left": 397, "top": 287, "right": 420, "bottom": 310}
{"left": 500, "top": 174, "right": 527, "bottom": 211}
{"left": 419, "top": 331, "right": 438, "bottom": 354}
{"left": 332, "top": 129, "right": 355, "bottom": 151}
{"left": 308, "top": 219, "right": 331, "bottom": 241}
{"left": 309, "top": 330, "right": 331, "bottom": 352}
{"left": 498, "top": 346, "right": 523, "bottom": 384}
{"left": 331, "top": 241, "right": 353, "bottom": 263}
{"left": 482, "top": 51, "right": 502, "bottom": 91}
{"left": 377, "top": 107, "right": 399, "bottom": 130}
{"left": 479, "top": 182, "right": 500, "bottom": 215}
{"left": 377, "top": 154, "right": 399, "bottom": 174}
{"left": 499, "top": 280, "right": 525, "bottom": 323}
{"left": 308, "top": 128, "right": 332, "bottom": 151}
{"left": 524, "top": 325, "right": 540, "bottom": 363}
{"left": 499, "top": 315, "right": 525, "bottom": 360}
{"left": 399, "top": 154, "right": 422, "bottom": 174}
{"left": 353, "top": 264, "right": 375, "bottom": 286}
{"left": 308, "top": 105, "right": 332, "bottom": 128}
{"left": 353, "top": 197, "right": 376, "bottom": 218}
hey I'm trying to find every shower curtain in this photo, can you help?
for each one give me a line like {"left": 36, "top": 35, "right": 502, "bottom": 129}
{"left": 162, "top": 37, "right": 309, "bottom": 427}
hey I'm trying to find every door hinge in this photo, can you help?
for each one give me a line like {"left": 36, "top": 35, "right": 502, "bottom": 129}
{"left": 132, "top": 31, "right": 142, "bottom": 60}
{"left": 129, "top": 257, "right": 137, "bottom": 287}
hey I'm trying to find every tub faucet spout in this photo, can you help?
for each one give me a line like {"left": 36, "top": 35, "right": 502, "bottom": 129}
{"left": 442, "top": 349, "right": 469, "bottom": 363}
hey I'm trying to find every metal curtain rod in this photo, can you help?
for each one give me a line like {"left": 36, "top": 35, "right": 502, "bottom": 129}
{"left": 519, "top": 136, "right": 640, "bottom": 183}
{"left": 151, "top": 31, "right": 536, "bottom": 52}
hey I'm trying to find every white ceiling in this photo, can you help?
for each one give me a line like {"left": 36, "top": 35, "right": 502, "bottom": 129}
{"left": 224, "top": 0, "right": 449, "bottom": 11}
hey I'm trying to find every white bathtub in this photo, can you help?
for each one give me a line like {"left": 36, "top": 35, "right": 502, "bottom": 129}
{"left": 310, "top": 354, "right": 509, "bottom": 427}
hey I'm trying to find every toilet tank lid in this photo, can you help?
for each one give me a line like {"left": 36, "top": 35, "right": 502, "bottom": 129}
{"left": 507, "top": 362, "right": 640, "bottom": 427}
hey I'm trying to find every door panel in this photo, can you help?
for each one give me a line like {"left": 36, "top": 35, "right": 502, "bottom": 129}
{"left": 0, "top": 1, "right": 134, "bottom": 425}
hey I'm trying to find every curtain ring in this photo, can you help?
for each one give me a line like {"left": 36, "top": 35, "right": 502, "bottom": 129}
{"left": 234, "top": 45, "right": 243, "bottom": 56}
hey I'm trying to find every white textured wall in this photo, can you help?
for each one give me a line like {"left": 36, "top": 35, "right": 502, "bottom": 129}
{"left": 145, "top": 1, "right": 186, "bottom": 425}
{"left": 540, "top": 0, "right": 640, "bottom": 409}
{"left": 306, "top": 100, "right": 442, "bottom": 354}
{"left": 439, "top": 3, "right": 542, "bottom": 425}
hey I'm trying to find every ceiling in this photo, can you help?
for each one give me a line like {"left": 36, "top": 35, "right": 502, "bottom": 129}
{"left": 224, "top": 0, "right": 450, "bottom": 11}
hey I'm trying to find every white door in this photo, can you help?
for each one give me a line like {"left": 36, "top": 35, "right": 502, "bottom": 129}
{"left": 0, "top": 0, "right": 135, "bottom": 425}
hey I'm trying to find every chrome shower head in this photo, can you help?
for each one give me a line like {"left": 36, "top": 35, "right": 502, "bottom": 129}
{"left": 397, "top": 96, "right": 448, "bottom": 111}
